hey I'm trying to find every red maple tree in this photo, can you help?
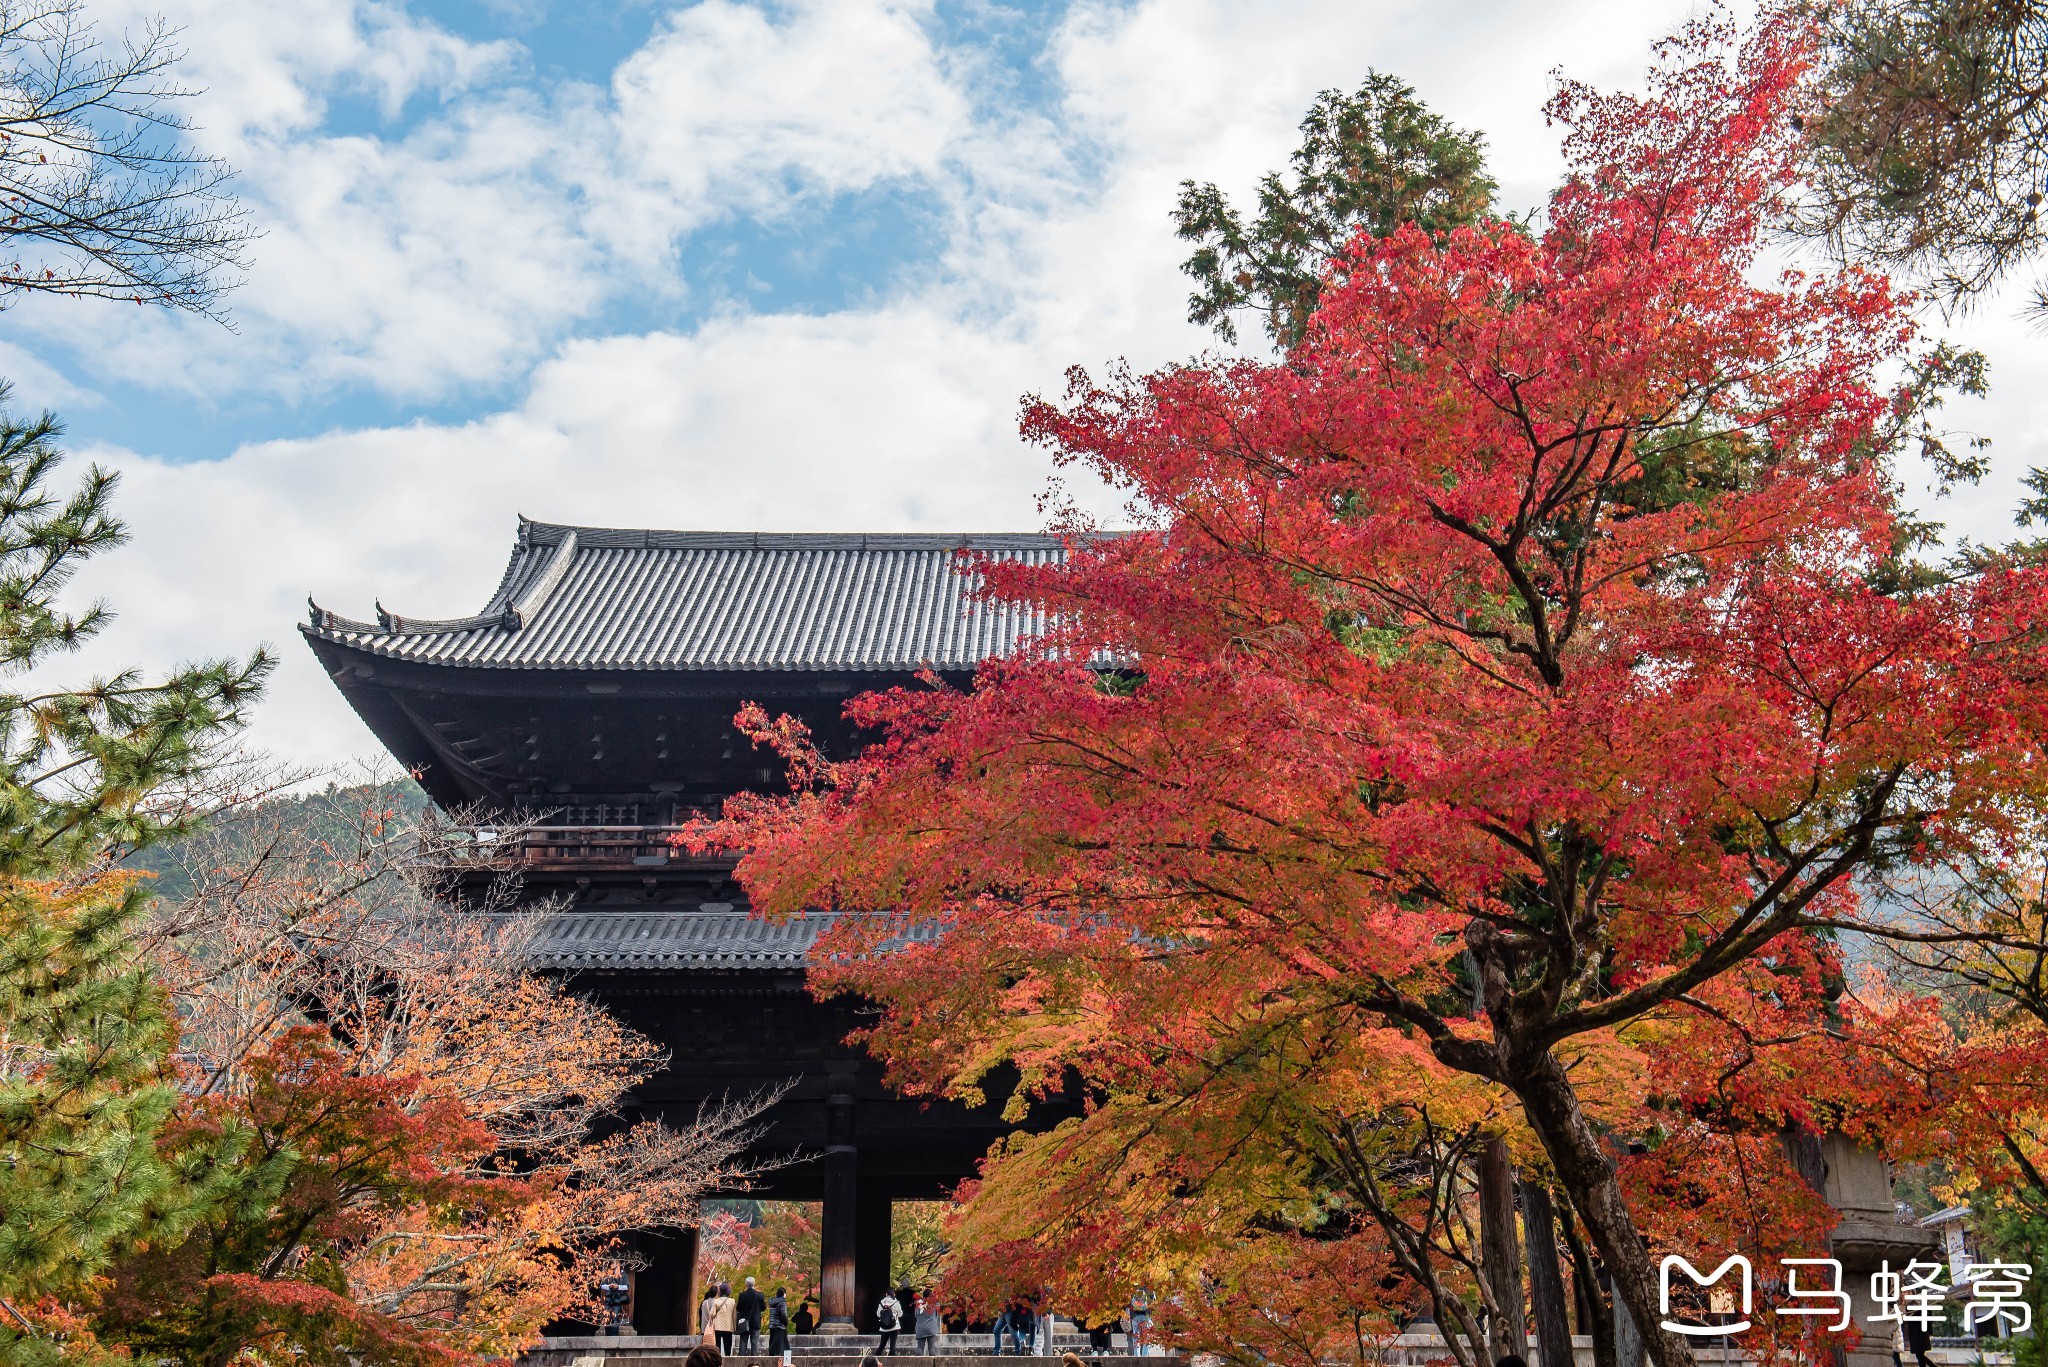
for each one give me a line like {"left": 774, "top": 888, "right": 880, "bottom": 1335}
{"left": 695, "top": 15, "right": 2048, "bottom": 1366}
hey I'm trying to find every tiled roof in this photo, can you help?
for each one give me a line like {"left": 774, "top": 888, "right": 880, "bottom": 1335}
{"left": 522, "top": 910, "right": 932, "bottom": 970}
{"left": 302, "top": 519, "right": 1075, "bottom": 672}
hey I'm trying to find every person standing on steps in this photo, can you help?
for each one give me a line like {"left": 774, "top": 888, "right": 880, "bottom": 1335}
{"left": 875, "top": 1287, "right": 905, "bottom": 1355}
{"left": 737, "top": 1276, "right": 766, "bottom": 1355}
{"left": 913, "top": 1292, "right": 941, "bottom": 1355}
{"left": 768, "top": 1286, "right": 791, "bottom": 1358}
{"left": 710, "top": 1281, "right": 738, "bottom": 1354}
{"left": 1903, "top": 1318, "right": 1936, "bottom": 1367}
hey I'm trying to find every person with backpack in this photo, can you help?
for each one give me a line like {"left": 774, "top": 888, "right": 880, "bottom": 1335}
{"left": 875, "top": 1289, "right": 905, "bottom": 1355}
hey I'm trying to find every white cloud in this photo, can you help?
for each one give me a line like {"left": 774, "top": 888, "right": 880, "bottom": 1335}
{"left": 61, "top": 308, "right": 1118, "bottom": 765}
{"left": 613, "top": 0, "right": 967, "bottom": 214}
{"left": 41, "top": 0, "right": 2046, "bottom": 774}
{"left": 16, "top": 0, "right": 987, "bottom": 403}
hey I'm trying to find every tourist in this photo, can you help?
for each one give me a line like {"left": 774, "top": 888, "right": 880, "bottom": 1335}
{"left": 1086, "top": 1316, "right": 1114, "bottom": 1355}
{"left": 701, "top": 1284, "right": 719, "bottom": 1341}
{"left": 1903, "top": 1319, "right": 1936, "bottom": 1367}
{"left": 1126, "top": 1292, "right": 1151, "bottom": 1358}
{"left": 768, "top": 1286, "right": 791, "bottom": 1356}
{"left": 738, "top": 1276, "right": 766, "bottom": 1354}
{"left": 687, "top": 1345, "right": 724, "bottom": 1367}
{"left": 1008, "top": 1302, "right": 1034, "bottom": 1357}
{"left": 793, "top": 1299, "right": 816, "bottom": 1336}
{"left": 711, "top": 1281, "right": 738, "bottom": 1354}
{"left": 875, "top": 1288, "right": 906, "bottom": 1355}
{"left": 913, "top": 1293, "right": 941, "bottom": 1355}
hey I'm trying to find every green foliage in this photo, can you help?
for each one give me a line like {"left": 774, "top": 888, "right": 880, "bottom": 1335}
{"left": 1, "top": 876, "right": 188, "bottom": 1292}
{"left": 89, "top": 1029, "right": 510, "bottom": 1367}
{"left": 0, "top": 390, "right": 266, "bottom": 1356}
{"left": 121, "top": 777, "right": 429, "bottom": 902}
{"left": 0, "top": 874, "right": 248, "bottom": 1364}
{"left": 0, "top": 390, "right": 270, "bottom": 877}
{"left": 1173, "top": 72, "right": 1497, "bottom": 349}
{"left": 891, "top": 1201, "right": 949, "bottom": 1291}
{"left": 1977, "top": 1204, "right": 2048, "bottom": 1367}
{"left": 1798, "top": 0, "right": 2048, "bottom": 313}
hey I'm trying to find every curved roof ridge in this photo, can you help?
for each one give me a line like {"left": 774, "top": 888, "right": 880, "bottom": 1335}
{"left": 518, "top": 520, "right": 1074, "bottom": 552}
{"left": 303, "top": 515, "right": 1099, "bottom": 672}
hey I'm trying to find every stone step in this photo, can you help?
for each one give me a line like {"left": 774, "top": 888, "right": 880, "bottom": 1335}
{"left": 543, "top": 1357, "right": 1156, "bottom": 1367}
{"left": 521, "top": 1343, "right": 1160, "bottom": 1367}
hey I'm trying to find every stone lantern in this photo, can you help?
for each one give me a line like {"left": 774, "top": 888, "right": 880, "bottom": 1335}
{"left": 1816, "top": 1133, "right": 1940, "bottom": 1367}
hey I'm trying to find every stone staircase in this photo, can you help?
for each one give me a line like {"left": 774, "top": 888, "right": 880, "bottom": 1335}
{"left": 522, "top": 1331, "right": 1152, "bottom": 1367}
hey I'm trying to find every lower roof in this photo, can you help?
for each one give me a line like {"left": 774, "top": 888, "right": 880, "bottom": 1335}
{"left": 523, "top": 909, "right": 933, "bottom": 971}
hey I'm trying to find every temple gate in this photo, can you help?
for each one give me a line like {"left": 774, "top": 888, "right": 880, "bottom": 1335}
{"left": 303, "top": 520, "right": 1081, "bottom": 1334}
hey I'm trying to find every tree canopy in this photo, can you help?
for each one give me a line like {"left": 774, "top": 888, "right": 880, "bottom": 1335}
{"left": 1797, "top": 0, "right": 2048, "bottom": 313}
{"left": 696, "top": 16, "right": 2048, "bottom": 1367}
{"left": 1174, "top": 71, "right": 1496, "bottom": 350}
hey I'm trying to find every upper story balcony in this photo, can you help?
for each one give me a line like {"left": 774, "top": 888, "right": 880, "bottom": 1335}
{"left": 437, "top": 824, "right": 739, "bottom": 877}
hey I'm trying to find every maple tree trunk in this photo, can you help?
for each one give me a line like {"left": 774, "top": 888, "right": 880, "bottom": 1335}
{"left": 1508, "top": 1049, "right": 1695, "bottom": 1367}
{"left": 1478, "top": 1137, "right": 1528, "bottom": 1361}
{"left": 1522, "top": 1181, "right": 1576, "bottom": 1367}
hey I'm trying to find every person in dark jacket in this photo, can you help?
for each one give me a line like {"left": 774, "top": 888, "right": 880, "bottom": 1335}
{"left": 767, "top": 1286, "right": 791, "bottom": 1357}
{"left": 737, "top": 1277, "right": 767, "bottom": 1354}
{"left": 793, "top": 1300, "right": 816, "bottom": 1336}
{"left": 1903, "top": 1320, "right": 1936, "bottom": 1367}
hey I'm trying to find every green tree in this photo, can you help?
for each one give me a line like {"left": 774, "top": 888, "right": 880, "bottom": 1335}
{"left": 1173, "top": 72, "right": 1496, "bottom": 349}
{"left": 0, "top": 396, "right": 268, "bottom": 1356}
{"left": 1797, "top": 0, "right": 2048, "bottom": 314}
{"left": 0, "top": 400, "right": 269, "bottom": 874}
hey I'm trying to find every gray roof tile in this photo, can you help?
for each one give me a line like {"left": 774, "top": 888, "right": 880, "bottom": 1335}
{"left": 522, "top": 909, "right": 932, "bottom": 970}
{"left": 303, "top": 520, "right": 1076, "bottom": 672}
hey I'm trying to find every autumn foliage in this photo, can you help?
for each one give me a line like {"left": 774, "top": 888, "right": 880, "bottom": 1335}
{"left": 694, "top": 14, "right": 2048, "bottom": 1367}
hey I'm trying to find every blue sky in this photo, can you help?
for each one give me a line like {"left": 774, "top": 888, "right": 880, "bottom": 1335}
{"left": 20, "top": 0, "right": 2048, "bottom": 769}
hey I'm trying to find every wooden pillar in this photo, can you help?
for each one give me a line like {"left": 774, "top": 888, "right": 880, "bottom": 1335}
{"left": 1522, "top": 1183, "right": 1573, "bottom": 1367}
{"left": 1479, "top": 1136, "right": 1527, "bottom": 1360}
{"left": 820, "top": 1078, "right": 859, "bottom": 1329}
{"left": 855, "top": 1188, "right": 893, "bottom": 1334}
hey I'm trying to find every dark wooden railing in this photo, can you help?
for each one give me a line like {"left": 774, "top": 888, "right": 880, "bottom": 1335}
{"left": 441, "top": 825, "right": 736, "bottom": 875}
